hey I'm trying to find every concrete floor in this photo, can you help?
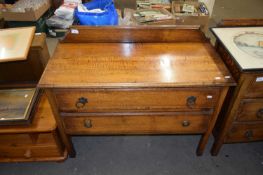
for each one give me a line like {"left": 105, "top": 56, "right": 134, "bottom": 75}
{"left": 1, "top": 0, "right": 263, "bottom": 174}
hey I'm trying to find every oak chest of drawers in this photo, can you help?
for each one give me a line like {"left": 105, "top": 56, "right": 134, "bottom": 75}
{"left": 211, "top": 23, "right": 263, "bottom": 155}
{"left": 38, "top": 26, "right": 235, "bottom": 157}
{"left": 0, "top": 94, "right": 66, "bottom": 162}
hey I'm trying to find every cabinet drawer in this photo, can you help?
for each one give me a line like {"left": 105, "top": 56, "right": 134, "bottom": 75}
{"left": 54, "top": 88, "right": 219, "bottom": 113}
{"left": 245, "top": 75, "right": 263, "bottom": 98}
{"left": 63, "top": 114, "right": 210, "bottom": 135}
{"left": 226, "top": 124, "right": 263, "bottom": 143}
{"left": 0, "top": 145, "right": 62, "bottom": 159}
{"left": 236, "top": 99, "right": 263, "bottom": 122}
{"left": 0, "top": 133, "right": 56, "bottom": 146}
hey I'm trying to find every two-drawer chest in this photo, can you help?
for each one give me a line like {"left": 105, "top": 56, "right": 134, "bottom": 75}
{"left": 211, "top": 21, "right": 263, "bottom": 155}
{"left": 38, "top": 26, "right": 235, "bottom": 157}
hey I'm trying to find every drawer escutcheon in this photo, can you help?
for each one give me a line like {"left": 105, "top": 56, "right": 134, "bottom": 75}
{"left": 244, "top": 130, "right": 253, "bottom": 140}
{"left": 84, "top": 119, "right": 92, "bottom": 128}
{"left": 257, "top": 109, "right": 263, "bottom": 119}
{"left": 187, "top": 96, "right": 197, "bottom": 108}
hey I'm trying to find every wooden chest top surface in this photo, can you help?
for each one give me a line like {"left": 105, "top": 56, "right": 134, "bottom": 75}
{"left": 39, "top": 42, "right": 234, "bottom": 88}
{"left": 38, "top": 27, "right": 235, "bottom": 88}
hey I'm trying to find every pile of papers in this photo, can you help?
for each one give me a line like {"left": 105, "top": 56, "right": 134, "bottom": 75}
{"left": 134, "top": 8, "right": 173, "bottom": 23}
{"left": 46, "top": 0, "right": 81, "bottom": 29}
{"left": 172, "top": 1, "right": 209, "bottom": 16}
{"left": 137, "top": 0, "right": 171, "bottom": 10}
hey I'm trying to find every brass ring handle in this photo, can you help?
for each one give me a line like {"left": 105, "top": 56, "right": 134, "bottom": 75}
{"left": 187, "top": 96, "right": 197, "bottom": 108}
{"left": 245, "top": 130, "right": 253, "bottom": 140}
{"left": 256, "top": 109, "right": 263, "bottom": 119}
{"left": 75, "top": 97, "right": 88, "bottom": 109}
{"left": 84, "top": 119, "right": 92, "bottom": 128}
{"left": 182, "top": 120, "right": 191, "bottom": 127}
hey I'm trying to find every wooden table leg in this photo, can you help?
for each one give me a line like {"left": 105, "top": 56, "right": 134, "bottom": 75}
{"left": 196, "top": 87, "right": 229, "bottom": 156}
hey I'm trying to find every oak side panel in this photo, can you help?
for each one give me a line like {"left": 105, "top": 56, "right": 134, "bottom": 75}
{"left": 211, "top": 74, "right": 252, "bottom": 156}
{"left": 45, "top": 89, "right": 76, "bottom": 158}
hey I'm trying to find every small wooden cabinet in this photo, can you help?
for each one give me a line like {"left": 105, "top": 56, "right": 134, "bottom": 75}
{"left": 38, "top": 26, "right": 235, "bottom": 157}
{"left": 0, "top": 94, "right": 67, "bottom": 162}
{"left": 0, "top": 33, "right": 50, "bottom": 88}
{"left": 211, "top": 20, "right": 263, "bottom": 155}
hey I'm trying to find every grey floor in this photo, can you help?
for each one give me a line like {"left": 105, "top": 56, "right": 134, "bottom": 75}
{"left": 1, "top": 0, "right": 263, "bottom": 174}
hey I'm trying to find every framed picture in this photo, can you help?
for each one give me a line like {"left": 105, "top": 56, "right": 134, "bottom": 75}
{"left": 0, "top": 88, "right": 39, "bottom": 125}
{"left": 212, "top": 27, "right": 263, "bottom": 71}
{"left": 0, "top": 27, "right": 35, "bottom": 63}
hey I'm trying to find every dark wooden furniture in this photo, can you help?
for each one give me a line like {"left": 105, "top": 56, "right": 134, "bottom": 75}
{"left": 38, "top": 26, "right": 235, "bottom": 157}
{"left": 0, "top": 93, "right": 67, "bottom": 162}
{"left": 0, "top": 33, "right": 50, "bottom": 88}
{"left": 0, "top": 28, "right": 61, "bottom": 162}
{"left": 211, "top": 19, "right": 263, "bottom": 155}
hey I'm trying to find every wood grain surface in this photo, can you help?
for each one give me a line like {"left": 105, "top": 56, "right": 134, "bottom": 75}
{"left": 54, "top": 88, "right": 220, "bottom": 113}
{"left": 39, "top": 43, "right": 234, "bottom": 88}
{"left": 63, "top": 26, "right": 205, "bottom": 43}
{"left": 63, "top": 114, "right": 210, "bottom": 135}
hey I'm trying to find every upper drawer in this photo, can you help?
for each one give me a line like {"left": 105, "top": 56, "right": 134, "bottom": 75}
{"left": 236, "top": 99, "right": 263, "bottom": 122}
{"left": 245, "top": 75, "right": 263, "bottom": 98}
{"left": 54, "top": 88, "right": 220, "bottom": 113}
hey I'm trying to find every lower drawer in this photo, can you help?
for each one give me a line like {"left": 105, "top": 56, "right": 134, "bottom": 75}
{"left": 226, "top": 123, "right": 263, "bottom": 143}
{"left": 63, "top": 114, "right": 210, "bottom": 135}
{"left": 0, "top": 145, "right": 62, "bottom": 159}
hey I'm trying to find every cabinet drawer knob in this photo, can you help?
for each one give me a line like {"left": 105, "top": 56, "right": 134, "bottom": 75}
{"left": 76, "top": 97, "right": 88, "bottom": 109}
{"left": 84, "top": 119, "right": 92, "bottom": 128}
{"left": 24, "top": 149, "right": 32, "bottom": 158}
{"left": 256, "top": 109, "right": 263, "bottom": 119}
{"left": 245, "top": 130, "right": 253, "bottom": 140}
{"left": 182, "top": 120, "right": 191, "bottom": 127}
{"left": 187, "top": 96, "right": 197, "bottom": 108}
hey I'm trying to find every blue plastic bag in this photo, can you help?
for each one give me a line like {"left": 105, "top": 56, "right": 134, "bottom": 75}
{"left": 75, "top": 0, "right": 118, "bottom": 26}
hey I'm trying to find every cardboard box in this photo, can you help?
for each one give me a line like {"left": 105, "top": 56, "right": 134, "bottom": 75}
{"left": 134, "top": 8, "right": 176, "bottom": 25}
{"left": 2, "top": 0, "right": 50, "bottom": 21}
{"left": 171, "top": 0, "right": 209, "bottom": 31}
